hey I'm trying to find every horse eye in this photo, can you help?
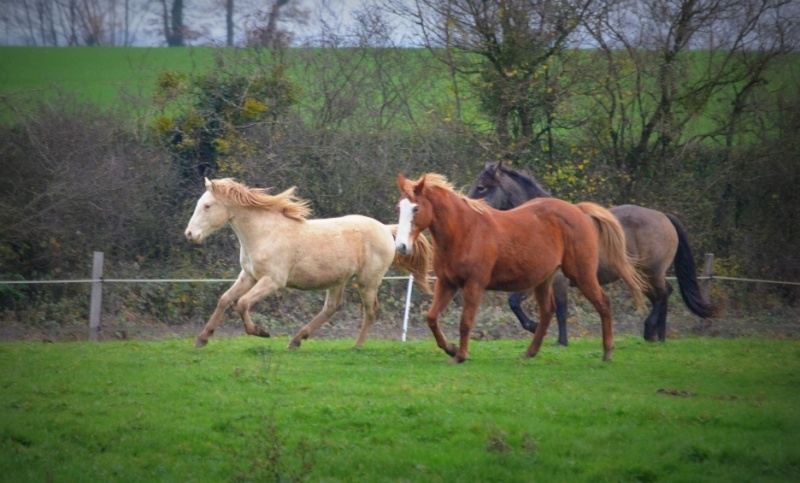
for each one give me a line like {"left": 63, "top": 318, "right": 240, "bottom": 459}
{"left": 413, "top": 206, "right": 419, "bottom": 213}
{"left": 476, "top": 186, "right": 486, "bottom": 193}
{"left": 204, "top": 204, "right": 210, "bottom": 210}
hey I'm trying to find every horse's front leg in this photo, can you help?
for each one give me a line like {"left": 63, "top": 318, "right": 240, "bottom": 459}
{"left": 426, "top": 280, "right": 458, "bottom": 359}
{"left": 452, "top": 283, "right": 485, "bottom": 364}
{"left": 196, "top": 271, "right": 255, "bottom": 348}
{"left": 234, "top": 276, "right": 279, "bottom": 339}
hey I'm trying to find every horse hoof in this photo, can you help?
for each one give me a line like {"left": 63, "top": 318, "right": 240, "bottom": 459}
{"left": 287, "top": 340, "right": 301, "bottom": 349}
{"left": 444, "top": 343, "right": 458, "bottom": 357}
{"left": 520, "top": 352, "right": 535, "bottom": 360}
{"left": 194, "top": 338, "right": 208, "bottom": 348}
{"left": 603, "top": 350, "right": 613, "bottom": 362}
{"left": 447, "top": 356, "right": 465, "bottom": 364}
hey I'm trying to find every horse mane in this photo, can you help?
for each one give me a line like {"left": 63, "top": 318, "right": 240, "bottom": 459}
{"left": 495, "top": 162, "right": 552, "bottom": 198}
{"left": 209, "top": 178, "right": 312, "bottom": 221}
{"left": 415, "top": 173, "right": 489, "bottom": 213}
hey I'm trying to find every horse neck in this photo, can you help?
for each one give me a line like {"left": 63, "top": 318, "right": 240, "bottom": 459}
{"left": 227, "top": 204, "right": 292, "bottom": 247}
{"left": 504, "top": 171, "right": 551, "bottom": 205}
{"left": 427, "top": 189, "right": 479, "bottom": 250}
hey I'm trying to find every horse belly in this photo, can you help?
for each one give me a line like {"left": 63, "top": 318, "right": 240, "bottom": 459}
{"left": 284, "top": 217, "right": 393, "bottom": 290}
{"left": 485, "top": 227, "right": 562, "bottom": 292}
{"left": 286, "top": 250, "right": 360, "bottom": 290}
{"left": 485, "top": 270, "right": 554, "bottom": 293}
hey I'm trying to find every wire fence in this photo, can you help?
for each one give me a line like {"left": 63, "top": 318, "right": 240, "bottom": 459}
{"left": 1, "top": 251, "right": 798, "bottom": 342}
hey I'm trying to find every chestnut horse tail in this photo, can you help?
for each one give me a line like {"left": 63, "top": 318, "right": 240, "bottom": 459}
{"left": 388, "top": 225, "right": 434, "bottom": 295}
{"left": 665, "top": 214, "right": 720, "bottom": 319}
{"left": 577, "top": 202, "right": 648, "bottom": 309}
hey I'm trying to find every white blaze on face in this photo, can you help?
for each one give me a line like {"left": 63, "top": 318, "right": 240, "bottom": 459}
{"left": 395, "top": 198, "right": 417, "bottom": 255}
{"left": 185, "top": 191, "right": 218, "bottom": 243}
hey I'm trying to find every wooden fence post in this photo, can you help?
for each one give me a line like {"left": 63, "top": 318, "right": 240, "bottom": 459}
{"left": 89, "top": 251, "right": 104, "bottom": 341}
{"left": 702, "top": 252, "right": 714, "bottom": 301}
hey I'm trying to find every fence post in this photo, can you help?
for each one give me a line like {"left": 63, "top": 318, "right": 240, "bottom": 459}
{"left": 702, "top": 253, "right": 714, "bottom": 301}
{"left": 402, "top": 275, "right": 414, "bottom": 342}
{"left": 89, "top": 251, "right": 104, "bottom": 341}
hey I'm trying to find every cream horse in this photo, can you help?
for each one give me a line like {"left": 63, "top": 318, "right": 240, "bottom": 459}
{"left": 185, "top": 178, "right": 433, "bottom": 349}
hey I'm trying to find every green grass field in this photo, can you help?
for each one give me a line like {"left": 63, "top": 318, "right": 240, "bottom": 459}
{"left": 1, "top": 336, "right": 798, "bottom": 482}
{"left": 2, "top": 46, "right": 796, "bottom": 142}
{"left": 0, "top": 47, "right": 218, "bottom": 107}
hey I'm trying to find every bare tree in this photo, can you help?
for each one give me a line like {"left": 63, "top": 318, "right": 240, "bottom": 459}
{"left": 384, "top": 0, "right": 602, "bottom": 158}
{"left": 225, "top": 0, "right": 234, "bottom": 46}
{"left": 0, "top": 0, "right": 148, "bottom": 46}
{"left": 581, "top": 0, "right": 799, "bottom": 199}
{"left": 242, "top": 0, "right": 308, "bottom": 48}
{"left": 158, "top": 0, "right": 184, "bottom": 46}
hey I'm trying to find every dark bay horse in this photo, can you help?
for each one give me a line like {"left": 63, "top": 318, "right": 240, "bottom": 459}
{"left": 395, "top": 173, "right": 647, "bottom": 363}
{"left": 468, "top": 161, "right": 719, "bottom": 343}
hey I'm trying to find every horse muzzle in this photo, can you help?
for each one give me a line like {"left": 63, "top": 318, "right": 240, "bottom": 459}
{"left": 185, "top": 229, "right": 203, "bottom": 243}
{"left": 395, "top": 242, "right": 412, "bottom": 256}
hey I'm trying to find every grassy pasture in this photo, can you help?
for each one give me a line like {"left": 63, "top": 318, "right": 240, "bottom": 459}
{"left": 1, "top": 336, "right": 798, "bottom": 482}
{"left": 0, "top": 47, "right": 218, "bottom": 108}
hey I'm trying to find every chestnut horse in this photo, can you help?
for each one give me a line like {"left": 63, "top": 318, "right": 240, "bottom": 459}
{"left": 185, "top": 178, "right": 433, "bottom": 349}
{"left": 395, "top": 173, "right": 646, "bottom": 363}
{"left": 468, "top": 161, "right": 719, "bottom": 343}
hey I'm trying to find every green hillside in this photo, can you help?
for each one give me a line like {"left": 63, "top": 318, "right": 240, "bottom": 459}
{"left": 0, "top": 47, "right": 218, "bottom": 107}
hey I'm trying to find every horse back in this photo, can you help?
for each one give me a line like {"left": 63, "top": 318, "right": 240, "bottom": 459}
{"left": 477, "top": 198, "right": 597, "bottom": 291}
{"left": 508, "top": 198, "right": 598, "bottom": 241}
{"left": 609, "top": 204, "right": 678, "bottom": 276}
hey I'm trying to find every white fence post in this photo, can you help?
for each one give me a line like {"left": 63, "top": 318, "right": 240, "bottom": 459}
{"left": 89, "top": 251, "right": 104, "bottom": 341}
{"left": 401, "top": 275, "right": 414, "bottom": 342}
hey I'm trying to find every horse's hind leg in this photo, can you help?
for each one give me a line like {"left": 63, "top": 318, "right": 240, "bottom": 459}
{"left": 522, "top": 283, "right": 556, "bottom": 359}
{"left": 573, "top": 279, "right": 613, "bottom": 361}
{"left": 509, "top": 291, "right": 537, "bottom": 332}
{"left": 353, "top": 284, "right": 380, "bottom": 348}
{"left": 643, "top": 280, "right": 672, "bottom": 342}
{"left": 656, "top": 282, "right": 673, "bottom": 341}
{"left": 552, "top": 274, "right": 570, "bottom": 346}
{"left": 288, "top": 284, "right": 345, "bottom": 349}
{"left": 510, "top": 275, "right": 569, "bottom": 346}
{"left": 196, "top": 272, "right": 255, "bottom": 348}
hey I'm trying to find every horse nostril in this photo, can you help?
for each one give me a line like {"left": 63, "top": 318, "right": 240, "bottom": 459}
{"left": 397, "top": 243, "right": 412, "bottom": 255}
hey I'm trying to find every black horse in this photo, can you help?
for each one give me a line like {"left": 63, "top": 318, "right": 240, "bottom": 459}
{"left": 468, "top": 161, "right": 718, "bottom": 343}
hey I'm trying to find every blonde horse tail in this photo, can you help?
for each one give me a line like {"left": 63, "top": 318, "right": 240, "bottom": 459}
{"left": 388, "top": 224, "right": 434, "bottom": 295}
{"left": 577, "top": 202, "right": 648, "bottom": 309}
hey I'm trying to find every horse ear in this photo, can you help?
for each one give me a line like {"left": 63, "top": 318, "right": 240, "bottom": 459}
{"left": 204, "top": 177, "right": 212, "bottom": 190}
{"left": 486, "top": 161, "right": 501, "bottom": 178}
{"left": 396, "top": 173, "right": 407, "bottom": 191}
{"left": 413, "top": 175, "right": 427, "bottom": 196}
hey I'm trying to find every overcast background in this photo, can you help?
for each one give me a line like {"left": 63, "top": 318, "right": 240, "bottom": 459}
{"left": 0, "top": 0, "right": 421, "bottom": 47}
